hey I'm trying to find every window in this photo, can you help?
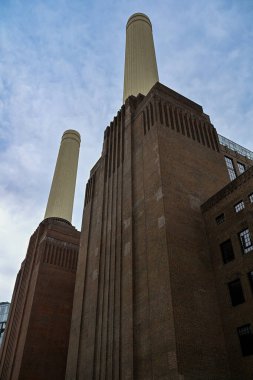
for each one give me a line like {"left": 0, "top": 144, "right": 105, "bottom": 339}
{"left": 239, "top": 229, "right": 253, "bottom": 254}
{"left": 225, "top": 156, "right": 236, "bottom": 181}
{"left": 237, "top": 324, "right": 253, "bottom": 356}
{"left": 234, "top": 201, "right": 245, "bottom": 213}
{"left": 249, "top": 193, "right": 253, "bottom": 203}
{"left": 248, "top": 271, "right": 253, "bottom": 293}
{"left": 228, "top": 279, "right": 245, "bottom": 306}
{"left": 0, "top": 322, "right": 7, "bottom": 345}
{"left": 0, "top": 304, "right": 10, "bottom": 323}
{"left": 219, "top": 134, "right": 253, "bottom": 161}
{"left": 220, "top": 239, "right": 235, "bottom": 263}
{"left": 216, "top": 213, "right": 225, "bottom": 225}
{"left": 237, "top": 162, "right": 246, "bottom": 174}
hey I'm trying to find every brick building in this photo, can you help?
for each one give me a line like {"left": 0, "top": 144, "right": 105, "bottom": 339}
{"left": 65, "top": 81, "right": 253, "bottom": 380}
{"left": 1, "top": 12, "right": 253, "bottom": 380}
{"left": 0, "top": 129, "right": 81, "bottom": 380}
{"left": 0, "top": 218, "right": 80, "bottom": 380}
{"left": 202, "top": 166, "right": 253, "bottom": 380}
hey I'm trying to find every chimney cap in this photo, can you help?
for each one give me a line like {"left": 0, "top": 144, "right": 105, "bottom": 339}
{"left": 62, "top": 129, "right": 81, "bottom": 143}
{"left": 126, "top": 13, "right": 152, "bottom": 29}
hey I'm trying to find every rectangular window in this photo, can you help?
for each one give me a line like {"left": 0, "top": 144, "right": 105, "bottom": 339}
{"left": 249, "top": 193, "right": 253, "bottom": 203}
{"left": 239, "top": 229, "right": 253, "bottom": 254}
{"left": 220, "top": 239, "right": 235, "bottom": 263}
{"left": 0, "top": 322, "right": 6, "bottom": 345}
{"left": 228, "top": 279, "right": 245, "bottom": 306}
{"left": 234, "top": 201, "right": 245, "bottom": 213}
{"left": 216, "top": 213, "right": 225, "bottom": 225}
{"left": 0, "top": 306, "right": 8, "bottom": 323}
{"left": 248, "top": 271, "right": 253, "bottom": 293}
{"left": 225, "top": 156, "right": 237, "bottom": 181}
{"left": 238, "top": 324, "right": 253, "bottom": 356}
{"left": 238, "top": 162, "right": 246, "bottom": 174}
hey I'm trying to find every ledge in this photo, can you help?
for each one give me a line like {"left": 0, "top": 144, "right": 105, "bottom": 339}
{"left": 201, "top": 166, "right": 253, "bottom": 213}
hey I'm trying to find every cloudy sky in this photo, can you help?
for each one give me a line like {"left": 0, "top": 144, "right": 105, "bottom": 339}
{"left": 0, "top": 0, "right": 253, "bottom": 301}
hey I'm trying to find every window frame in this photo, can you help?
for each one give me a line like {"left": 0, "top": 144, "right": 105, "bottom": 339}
{"left": 249, "top": 193, "right": 253, "bottom": 204}
{"left": 238, "top": 228, "right": 253, "bottom": 254}
{"left": 234, "top": 200, "right": 245, "bottom": 213}
{"left": 225, "top": 156, "right": 237, "bottom": 181}
{"left": 228, "top": 279, "right": 245, "bottom": 306}
{"left": 237, "top": 324, "right": 253, "bottom": 356}
{"left": 248, "top": 271, "right": 253, "bottom": 294}
{"left": 215, "top": 213, "right": 225, "bottom": 225}
{"left": 220, "top": 239, "right": 235, "bottom": 264}
{"left": 237, "top": 161, "right": 246, "bottom": 174}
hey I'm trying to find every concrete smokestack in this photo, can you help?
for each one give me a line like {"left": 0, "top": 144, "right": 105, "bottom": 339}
{"left": 44, "top": 129, "right": 81, "bottom": 223}
{"left": 123, "top": 13, "right": 159, "bottom": 102}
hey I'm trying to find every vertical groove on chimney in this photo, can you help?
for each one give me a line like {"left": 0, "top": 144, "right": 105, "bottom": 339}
{"left": 169, "top": 106, "right": 175, "bottom": 130}
{"left": 146, "top": 107, "right": 150, "bottom": 131}
{"left": 184, "top": 114, "right": 190, "bottom": 137}
{"left": 158, "top": 102, "right": 163, "bottom": 125}
{"left": 197, "top": 119, "right": 205, "bottom": 145}
{"left": 202, "top": 122, "right": 211, "bottom": 148}
{"left": 164, "top": 104, "right": 169, "bottom": 127}
{"left": 189, "top": 116, "right": 195, "bottom": 140}
{"left": 117, "top": 112, "right": 121, "bottom": 168}
{"left": 178, "top": 110, "right": 185, "bottom": 136}
{"left": 207, "top": 124, "right": 215, "bottom": 151}
{"left": 193, "top": 118, "right": 200, "bottom": 143}
{"left": 212, "top": 128, "right": 220, "bottom": 152}
{"left": 122, "top": 107, "right": 125, "bottom": 163}
{"left": 143, "top": 111, "right": 147, "bottom": 135}
{"left": 150, "top": 102, "right": 154, "bottom": 126}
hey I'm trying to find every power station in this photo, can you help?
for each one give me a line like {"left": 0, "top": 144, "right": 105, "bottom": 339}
{"left": 1, "top": 13, "right": 253, "bottom": 380}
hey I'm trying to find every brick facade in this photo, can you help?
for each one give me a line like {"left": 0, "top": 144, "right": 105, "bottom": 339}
{"left": 0, "top": 218, "right": 80, "bottom": 380}
{"left": 202, "top": 166, "right": 253, "bottom": 380}
{"left": 1, "top": 83, "right": 253, "bottom": 379}
{"left": 65, "top": 82, "right": 253, "bottom": 379}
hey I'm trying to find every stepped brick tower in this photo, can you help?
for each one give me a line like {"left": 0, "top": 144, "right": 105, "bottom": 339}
{"left": 65, "top": 13, "right": 253, "bottom": 380}
{"left": 65, "top": 85, "right": 231, "bottom": 379}
{"left": 0, "top": 131, "right": 81, "bottom": 380}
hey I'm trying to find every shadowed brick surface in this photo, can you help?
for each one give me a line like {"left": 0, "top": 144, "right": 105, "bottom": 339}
{"left": 65, "top": 82, "right": 247, "bottom": 379}
{"left": 202, "top": 167, "right": 253, "bottom": 380}
{"left": 0, "top": 218, "right": 80, "bottom": 380}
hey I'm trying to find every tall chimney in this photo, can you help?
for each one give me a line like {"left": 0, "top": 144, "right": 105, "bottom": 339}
{"left": 44, "top": 129, "right": 81, "bottom": 223}
{"left": 123, "top": 13, "right": 159, "bottom": 102}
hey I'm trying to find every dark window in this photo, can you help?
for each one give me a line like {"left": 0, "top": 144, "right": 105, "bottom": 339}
{"left": 239, "top": 229, "right": 253, "bottom": 254}
{"left": 248, "top": 271, "right": 253, "bottom": 293}
{"left": 238, "top": 162, "right": 246, "bottom": 174}
{"left": 249, "top": 193, "right": 253, "bottom": 203}
{"left": 0, "top": 322, "right": 6, "bottom": 336}
{"left": 216, "top": 213, "right": 225, "bottom": 225}
{"left": 234, "top": 201, "right": 245, "bottom": 213}
{"left": 228, "top": 279, "right": 245, "bottom": 306}
{"left": 237, "top": 324, "right": 253, "bottom": 356}
{"left": 220, "top": 239, "right": 235, "bottom": 263}
{"left": 0, "top": 322, "right": 6, "bottom": 344}
{"left": 225, "top": 156, "right": 236, "bottom": 181}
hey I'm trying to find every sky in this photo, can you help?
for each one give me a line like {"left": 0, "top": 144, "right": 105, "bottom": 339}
{"left": 0, "top": 0, "right": 253, "bottom": 301}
